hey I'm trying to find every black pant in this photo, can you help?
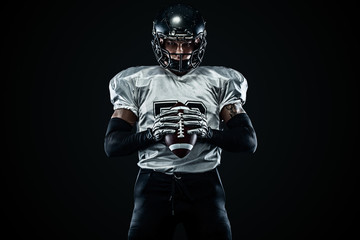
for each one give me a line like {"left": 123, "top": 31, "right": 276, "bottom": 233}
{"left": 128, "top": 168, "right": 232, "bottom": 240}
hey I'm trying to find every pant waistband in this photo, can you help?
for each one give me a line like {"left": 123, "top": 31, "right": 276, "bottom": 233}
{"left": 139, "top": 168, "right": 217, "bottom": 176}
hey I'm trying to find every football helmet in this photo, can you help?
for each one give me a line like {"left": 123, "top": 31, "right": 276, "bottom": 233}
{"left": 151, "top": 4, "right": 207, "bottom": 74}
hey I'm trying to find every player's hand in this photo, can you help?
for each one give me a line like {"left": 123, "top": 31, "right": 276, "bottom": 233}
{"left": 151, "top": 109, "right": 180, "bottom": 141}
{"left": 183, "top": 109, "right": 211, "bottom": 138}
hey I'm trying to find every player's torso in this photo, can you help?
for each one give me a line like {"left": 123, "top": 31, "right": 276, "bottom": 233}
{"left": 132, "top": 66, "right": 224, "bottom": 132}
{"left": 114, "top": 65, "right": 244, "bottom": 173}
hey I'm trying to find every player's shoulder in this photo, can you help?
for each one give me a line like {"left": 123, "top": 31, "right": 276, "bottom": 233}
{"left": 196, "top": 66, "right": 246, "bottom": 82}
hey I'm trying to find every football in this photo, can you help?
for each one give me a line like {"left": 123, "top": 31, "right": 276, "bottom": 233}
{"left": 164, "top": 102, "right": 197, "bottom": 158}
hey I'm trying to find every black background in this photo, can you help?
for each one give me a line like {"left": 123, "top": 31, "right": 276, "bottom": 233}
{"left": 3, "top": 0, "right": 359, "bottom": 239}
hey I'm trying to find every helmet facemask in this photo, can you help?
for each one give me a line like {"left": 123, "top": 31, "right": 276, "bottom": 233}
{"left": 151, "top": 31, "right": 207, "bottom": 74}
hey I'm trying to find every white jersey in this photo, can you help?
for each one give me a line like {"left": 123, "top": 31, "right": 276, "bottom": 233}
{"left": 109, "top": 65, "right": 248, "bottom": 173}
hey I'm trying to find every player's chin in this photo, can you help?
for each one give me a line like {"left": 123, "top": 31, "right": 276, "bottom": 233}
{"left": 170, "top": 56, "right": 191, "bottom": 61}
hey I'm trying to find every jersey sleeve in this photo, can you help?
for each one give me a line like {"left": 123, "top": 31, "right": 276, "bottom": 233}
{"left": 219, "top": 69, "right": 248, "bottom": 111}
{"left": 109, "top": 71, "right": 139, "bottom": 117}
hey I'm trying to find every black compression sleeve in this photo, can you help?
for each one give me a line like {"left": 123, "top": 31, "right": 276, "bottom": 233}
{"left": 104, "top": 118, "right": 156, "bottom": 157}
{"left": 207, "top": 113, "right": 257, "bottom": 153}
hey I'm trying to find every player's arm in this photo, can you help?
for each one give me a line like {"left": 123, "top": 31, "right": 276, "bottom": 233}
{"left": 197, "top": 102, "right": 257, "bottom": 153}
{"left": 213, "top": 102, "right": 257, "bottom": 153}
{"left": 220, "top": 102, "right": 246, "bottom": 124}
{"left": 104, "top": 109, "right": 155, "bottom": 157}
{"left": 111, "top": 108, "right": 138, "bottom": 125}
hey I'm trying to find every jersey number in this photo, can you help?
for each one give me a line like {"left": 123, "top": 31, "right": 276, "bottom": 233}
{"left": 153, "top": 100, "right": 206, "bottom": 116}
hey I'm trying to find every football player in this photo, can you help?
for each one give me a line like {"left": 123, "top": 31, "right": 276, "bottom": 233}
{"left": 104, "top": 3, "right": 257, "bottom": 240}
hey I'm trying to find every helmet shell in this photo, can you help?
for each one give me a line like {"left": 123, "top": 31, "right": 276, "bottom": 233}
{"left": 152, "top": 4, "right": 206, "bottom": 39}
{"left": 151, "top": 4, "right": 207, "bottom": 74}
